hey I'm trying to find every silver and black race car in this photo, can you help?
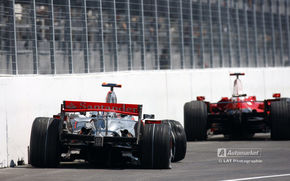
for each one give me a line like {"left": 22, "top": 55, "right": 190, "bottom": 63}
{"left": 29, "top": 83, "right": 186, "bottom": 169}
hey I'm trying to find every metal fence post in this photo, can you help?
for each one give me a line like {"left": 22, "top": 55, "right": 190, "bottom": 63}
{"left": 31, "top": 0, "right": 38, "bottom": 74}
{"left": 277, "top": 0, "right": 284, "bottom": 66}
{"left": 140, "top": 0, "right": 146, "bottom": 70}
{"left": 190, "top": 0, "right": 195, "bottom": 68}
{"left": 286, "top": 0, "right": 290, "bottom": 66}
{"left": 270, "top": 0, "right": 276, "bottom": 66}
{"left": 98, "top": 0, "right": 105, "bottom": 72}
{"left": 65, "top": 0, "right": 73, "bottom": 74}
{"left": 5, "top": 23, "right": 10, "bottom": 74}
{"left": 208, "top": 0, "right": 214, "bottom": 68}
{"left": 235, "top": 0, "right": 241, "bottom": 67}
{"left": 218, "top": 0, "right": 224, "bottom": 67}
{"left": 227, "top": 0, "right": 232, "bottom": 67}
{"left": 82, "top": 0, "right": 90, "bottom": 73}
{"left": 8, "top": 0, "right": 18, "bottom": 75}
{"left": 48, "top": 0, "right": 56, "bottom": 74}
{"left": 166, "top": 0, "right": 172, "bottom": 69}
{"left": 154, "top": 0, "right": 159, "bottom": 70}
{"left": 199, "top": 0, "right": 204, "bottom": 68}
{"left": 179, "top": 0, "right": 185, "bottom": 69}
{"left": 126, "top": 0, "right": 132, "bottom": 70}
{"left": 262, "top": 0, "right": 267, "bottom": 67}
{"left": 253, "top": 0, "right": 258, "bottom": 67}
{"left": 243, "top": 0, "right": 249, "bottom": 67}
{"left": 112, "top": 0, "right": 118, "bottom": 71}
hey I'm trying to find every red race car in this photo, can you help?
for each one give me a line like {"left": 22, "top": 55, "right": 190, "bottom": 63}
{"left": 184, "top": 73, "right": 290, "bottom": 140}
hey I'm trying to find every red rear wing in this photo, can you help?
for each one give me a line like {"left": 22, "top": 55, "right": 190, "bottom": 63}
{"left": 63, "top": 101, "right": 142, "bottom": 116}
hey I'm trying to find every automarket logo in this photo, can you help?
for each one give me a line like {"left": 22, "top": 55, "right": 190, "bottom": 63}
{"left": 217, "top": 148, "right": 262, "bottom": 157}
{"left": 217, "top": 148, "right": 227, "bottom": 157}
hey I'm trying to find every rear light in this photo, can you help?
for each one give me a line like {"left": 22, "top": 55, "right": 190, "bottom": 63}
{"left": 221, "top": 97, "right": 229, "bottom": 101}
{"left": 247, "top": 96, "right": 256, "bottom": 101}
{"left": 258, "top": 104, "right": 264, "bottom": 109}
{"left": 197, "top": 96, "right": 205, "bottom": 101}
{"left": 54, "top": 115, "right": 68, "bottom": 120}
{"left": 53, "top": 115, "right": 61, "bottom": 119}
{"left": 145, "top": 120, "right": 162, "bottom": 124}
{"left": 272, "top": 93, "right": 281, "bottom": 98}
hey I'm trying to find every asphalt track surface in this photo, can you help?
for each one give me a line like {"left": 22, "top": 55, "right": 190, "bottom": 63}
{"left": 1, "top": 134, "right": 290, "bottom": 181}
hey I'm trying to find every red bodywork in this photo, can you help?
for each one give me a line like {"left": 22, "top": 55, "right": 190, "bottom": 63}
{"left": 209, "top": 96, "right": 265, "bottom": 114}
{"left": 205, "top": 96, "right": 280, "bottom": 135}
{"left": 198, "top": 73, "right": 281, "bottom": 135}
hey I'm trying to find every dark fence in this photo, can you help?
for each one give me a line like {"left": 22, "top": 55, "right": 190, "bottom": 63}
{"left": 0, "top": 0, "right": 289, "bottom": 74}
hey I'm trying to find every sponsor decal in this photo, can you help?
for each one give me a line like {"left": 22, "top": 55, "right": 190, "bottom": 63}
{"left": 65, "top": 102, "right": 77, "bottom": 109}
{"left": 64, "top": 101, "right": 140, "bottom": 114}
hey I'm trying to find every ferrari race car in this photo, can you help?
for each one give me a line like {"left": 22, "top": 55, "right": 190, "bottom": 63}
{"left": 29, "top": 83, "right": 186, "bottom": 168}
{"left": 184, "top": 73, "right": 290, "bottom": 140}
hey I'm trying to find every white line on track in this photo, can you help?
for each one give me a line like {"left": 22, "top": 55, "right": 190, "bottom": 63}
{"left": 221, "top": 173, "right": 290, "bottom": 181}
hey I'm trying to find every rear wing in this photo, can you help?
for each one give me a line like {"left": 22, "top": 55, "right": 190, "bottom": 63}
{"left": 62, "top": 101, "right": 142, "bottom": 117}
{"left": 62, "top": 100, "right": 143, "bottom": 143}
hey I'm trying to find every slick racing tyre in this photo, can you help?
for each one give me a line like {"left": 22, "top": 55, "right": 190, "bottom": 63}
{"left": 163, "top": 120, "right": 186, "bottom": 162}
{"left": 30, "top": 117, "right": 61, "bottom": 167}
{"left": 184, "top": 101, "right": 208, "bottom": 141}
{"left": 141, "top": 124, "right": 171, "bottom": 169}
{"left": 270, "top": 99, "right": 290, "bottom": 140}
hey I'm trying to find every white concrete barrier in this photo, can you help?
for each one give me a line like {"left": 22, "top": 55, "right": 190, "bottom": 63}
{"left": 0, "top": 67, "right": 289, "bottom": 167}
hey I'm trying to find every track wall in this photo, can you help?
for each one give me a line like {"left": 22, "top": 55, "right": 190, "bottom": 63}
{"left": 0, "top": 68, "right": 290, "bottom": 167}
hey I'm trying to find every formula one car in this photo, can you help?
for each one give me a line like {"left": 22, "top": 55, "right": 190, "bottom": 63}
{"left": 29, "top": 83, "right": 186, "bottom": 168}
{"left": 184, "top": 73, "right": 290, "bottom": 140}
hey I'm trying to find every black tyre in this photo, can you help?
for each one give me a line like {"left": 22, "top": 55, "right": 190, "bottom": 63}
{"left": 270, "top": 99, "right": 290, "bottom": 140}
{"left": 163, "top": 120, "right": 186, "bottom": 162}
{"left": 141, "top": 124, "right": 171, "bottom": 169}
{"left": 29, "top": 117, "right": 62, "bottom": 167}
{"left": 184, "top": 101, "right": 208, "bottom": 141}
{"left": 134, "top": 121, "right": 144, "bottom": 137}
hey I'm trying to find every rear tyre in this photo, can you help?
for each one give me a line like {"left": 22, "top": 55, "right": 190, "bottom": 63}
{"left": 141, "top": 124, "right": 171, "bottom": 169}
{"left": 270, "top": 99, "right": 290, "bottom": 140}
{"left": 30, "top": 117, "right": 61, "bottom": 167}
{"left": 163, "top": 120, "right": 186, "bottom": 162}
{"left": 184, "top": 101, "right": 208, "bottom": 141}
